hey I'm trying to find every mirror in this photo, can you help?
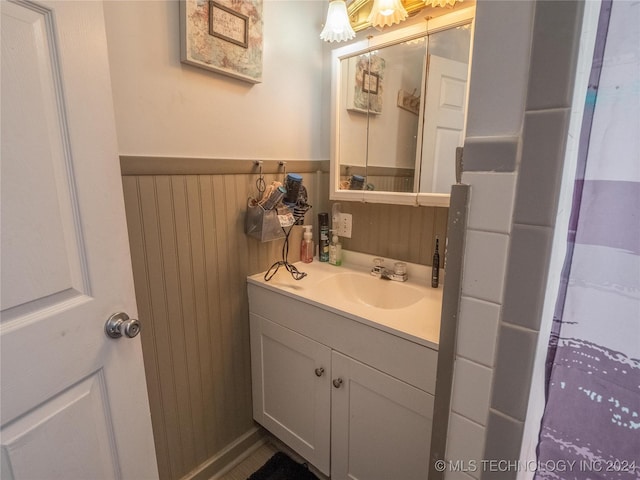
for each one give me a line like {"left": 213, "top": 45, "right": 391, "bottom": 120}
{"left": 330, "top": 7, "right": 474, "bottom": 206}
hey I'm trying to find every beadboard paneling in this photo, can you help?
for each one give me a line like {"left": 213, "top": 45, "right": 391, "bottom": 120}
{"left": 122, "top": 171, "right": 324, "bottom": 480}
{"left": 122, "top": 158, "right": 447, "bottom": 479}
{"left": 337, "top": 202, "right": 449, "bottom": 266}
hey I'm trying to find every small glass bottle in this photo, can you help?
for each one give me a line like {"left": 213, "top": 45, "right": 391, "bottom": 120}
{"left": 300, "top": 225, "right": 314, "bottom": 263}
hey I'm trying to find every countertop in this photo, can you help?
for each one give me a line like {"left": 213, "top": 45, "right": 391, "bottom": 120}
{"left": 247, "top": 251, "right": 443, "bottom": 350}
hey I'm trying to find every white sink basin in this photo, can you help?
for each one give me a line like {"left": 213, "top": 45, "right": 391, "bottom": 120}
{"left": 313, "top": 272, "right": 425, "bottom": 310}
{"left": 247, "top": 251, "right": 443, "bottom": 348}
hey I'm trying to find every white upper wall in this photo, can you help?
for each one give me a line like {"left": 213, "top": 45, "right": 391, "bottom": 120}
{"left": 103, "top": 0, "right": 328, "bottom": 160}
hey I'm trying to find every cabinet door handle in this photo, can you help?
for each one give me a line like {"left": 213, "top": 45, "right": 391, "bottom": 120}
{"left": 315, "top": 367, "right": 325, "bottom": 377}
{"left": 333, "top": 378, "right": 343, "bottom": 388}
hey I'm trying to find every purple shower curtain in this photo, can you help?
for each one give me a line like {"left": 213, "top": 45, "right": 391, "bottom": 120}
{"left": 535, "top": 1, "right": 640, "bottom": 479}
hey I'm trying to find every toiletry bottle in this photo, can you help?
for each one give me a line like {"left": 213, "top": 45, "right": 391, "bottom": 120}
{"left": 431, "top": 237, "right": 440, "bottom": 288}
{"left": 329, "top": 232, "right": 342, "bottom": 266}
{"left": 284, "top": 173, "right": 303, "bottom": 204}
{"left": 261, "top": 185, "right": 285, "bottom": 210}
{"left": 300, "top": 225, "right": 314, "bottom": 263}
{"left": 318, "top": 213, "right": 330, "bottom": 262}
{"left": 349, "top": 175, "right": 365, "bottom": 190}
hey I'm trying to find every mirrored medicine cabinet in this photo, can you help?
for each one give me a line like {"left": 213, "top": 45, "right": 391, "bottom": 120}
{"left": 329, "top": 6, "right": 475, "bottom": 207}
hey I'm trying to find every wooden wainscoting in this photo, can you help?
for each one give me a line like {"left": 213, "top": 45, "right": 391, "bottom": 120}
{"left": 121, "top": 157, "right": 328, "bottom": 480}
{"left": 338, "top": 202, "right": 449, "bottom": 267}
{"left": 120, "top": 156, "right": 447, "bottom": 480}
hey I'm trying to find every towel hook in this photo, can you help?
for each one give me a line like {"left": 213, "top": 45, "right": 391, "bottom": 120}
{"left": 254, "top": 161, "right": 265, "bottom": 198}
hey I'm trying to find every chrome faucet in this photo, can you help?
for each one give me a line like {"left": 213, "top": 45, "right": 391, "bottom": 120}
{"left": 370, "top": 258, "right": 408, "bottom": 282}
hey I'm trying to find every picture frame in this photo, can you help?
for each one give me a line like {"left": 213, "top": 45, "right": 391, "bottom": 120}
{"left": 362, "top": 71, "right": 379, "bottom": 95}
{"left": 397, "top": 89, "right": 420, "bottom": 115}
{"left": 209, "top": 1, "right": 248, "bottom": 49}
{"left": 345, "top": 54, "right": 385, "bottom": 114}
{"left": 180, "top": 0, "right": 263, "bottom": 84}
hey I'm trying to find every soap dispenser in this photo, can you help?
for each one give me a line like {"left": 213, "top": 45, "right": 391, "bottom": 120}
{"left": 301, "top": 225, "right": 314, "bottom": 263}
{"left": 329, "top": 231, "right": 342, "bottom": 266}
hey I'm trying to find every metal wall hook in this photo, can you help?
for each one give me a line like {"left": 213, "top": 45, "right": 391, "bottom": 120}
{"left": 254, "top": 161, "right": 265, "bottom": 197}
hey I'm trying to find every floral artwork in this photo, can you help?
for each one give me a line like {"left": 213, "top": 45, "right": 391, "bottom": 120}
{"left": 180, "top": 0, "right": 263, "bottom": 84}
{"left": 353, "top": 54, "right": 385, "bottom": 114}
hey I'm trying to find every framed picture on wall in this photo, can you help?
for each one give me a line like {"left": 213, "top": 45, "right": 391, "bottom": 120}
{"left": 209, "top": 1, "right": 249, "bottom": 48}
{"left": 180, "top": 0, "right": 263, "bottom": 84}
{"left": 362, "top": 71, "right": 379, "bottom": 95}
{"left": 346, "top": 54, "right": 385, "bottom": 114}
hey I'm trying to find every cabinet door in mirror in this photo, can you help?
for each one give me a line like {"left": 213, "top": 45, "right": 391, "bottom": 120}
{"left": 338, "top": 53, "right": 371, "bottom": 191}
{"left": 338, "top": 42, "right": 424, "bottom": 194}
{"left": 366, "top": 39, "right": 425, "bottom": 193}
{"left": 418, "top": 25, "right": 471, "bottom": 194}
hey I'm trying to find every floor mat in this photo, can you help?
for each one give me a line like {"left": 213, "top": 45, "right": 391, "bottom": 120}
{"left": 247, "top": 451, "right": 319, "bottom": 480}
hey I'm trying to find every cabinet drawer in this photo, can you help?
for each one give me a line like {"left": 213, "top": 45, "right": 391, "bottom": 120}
{"left": 249, "top": 284, "right": 438, "bottom": 394}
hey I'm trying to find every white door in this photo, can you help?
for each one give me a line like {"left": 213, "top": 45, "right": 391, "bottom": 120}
{"left": 331, "top": 352, "right": 434, "bottom": 480}
{"left": 418, "top": 55, "right": 468, "bottom": 193}
{"left": 0, "top": 1, "right": 158, "bottom": 479}
{"left": 250, "top": 315, "right": 331, "bottom": 475}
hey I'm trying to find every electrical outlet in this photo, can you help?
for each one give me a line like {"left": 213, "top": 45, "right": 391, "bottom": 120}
{"left": 336, "top": 213, "right": 352, "bottom": 238}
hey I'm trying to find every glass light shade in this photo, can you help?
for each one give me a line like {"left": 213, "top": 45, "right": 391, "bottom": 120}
{"left": 424, "top": 0, "right": 461, "bottom": 7}
{"left": 367, "top": 0, "right": 408, "bottom": 28}
{"left": 320, "top": 0, "right": 356, "bottom": 43}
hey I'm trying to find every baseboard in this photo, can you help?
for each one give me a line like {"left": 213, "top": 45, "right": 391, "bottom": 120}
{"left": 182, "top": 426, "right": 267, "bottom": 480}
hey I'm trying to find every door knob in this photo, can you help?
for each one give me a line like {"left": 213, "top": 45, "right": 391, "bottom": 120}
{"left": 105, "top": 312, "right": 141, "bottom": 339}
{"left": 315, "top": 367, "right": 325, "bottom": 377}
{"left": 333, "top": 378, "right": 343, "bottom": 388}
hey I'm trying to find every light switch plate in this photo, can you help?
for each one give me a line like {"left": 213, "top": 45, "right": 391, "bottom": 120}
{"left": 337, "top": 213, "right": 352, "bottom": 238}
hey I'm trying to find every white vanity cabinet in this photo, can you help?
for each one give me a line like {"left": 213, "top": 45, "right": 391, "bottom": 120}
{"left": 248, "top": 283, "right": 438, "bottom": 480}
{"left": 250, "top": 315, "right": 332, "bottom": 474}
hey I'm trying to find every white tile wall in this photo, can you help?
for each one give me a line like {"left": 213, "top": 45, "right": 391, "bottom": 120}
{"left": 451, "top": 358, "right": 493, "bottom": 426}
{"left": 463, "top": 172, "right": 517, "bottom": 233}
{"left": 456, "top": 296, "right": 501, "bottom": 367}
{"left": 446, "top": 413, "right": 486, "bottom": 480}
{"left": 465, "top": 0, "right": 535, "bottom": 137}
{"left": 461, "top": 230, "right": 510, "bottom": 303}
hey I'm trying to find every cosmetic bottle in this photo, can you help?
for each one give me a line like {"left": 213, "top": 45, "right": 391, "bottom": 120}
{"left": 261, "top": 185, "right": 285, "bottom": 210}
{"left": 431, "top": 237, "right": 440, "bottom": 288}
{"left": 349, "top": 175, "right": 365, "bottom": 190}
{"left": 300, "top": 225, "right": 314, "bottom": 263}
{"left": 318, "top": 213, "right": 330, "bottom": 262}
{"left": 329, "top": 232, "right": 342, "bottom": 266}
{"left": 284, "top": 173, "right": 303, "bottom": 204}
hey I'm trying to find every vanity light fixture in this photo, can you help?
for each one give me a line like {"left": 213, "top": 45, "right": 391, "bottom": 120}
{"left": 367, "top": 0, "right": 408, "bottom": 28}
{"left": 423, "top": 0, "right": 462, "bottom": 8}
{"left": 320, "top": 0, "right": 356, "bottom": 43}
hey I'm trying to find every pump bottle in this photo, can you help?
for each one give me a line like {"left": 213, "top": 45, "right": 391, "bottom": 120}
{"left": 329, "top": 232, "right": 342, "bottom": 266}
{"left": 300, "top": 225, "right": 314, "bottom": 263}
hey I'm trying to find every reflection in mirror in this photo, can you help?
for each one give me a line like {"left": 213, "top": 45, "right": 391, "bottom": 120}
{"left": 418, "top": 24, "right": 471, "bottom": 193}
{"left": 339, "top": 39, "right": 425, "bottom": 193}
{"left": 333, "top": 8, "right": 473, "bottom": 200}
{"left": 338, "top": 52, "right": 369, "bottom": 191}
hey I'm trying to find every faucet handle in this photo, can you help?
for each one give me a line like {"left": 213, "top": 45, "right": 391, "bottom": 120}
{"left": 371, "top": 258, "right": 385, "bottom": 278}
{"left": 394, "top": 262, "right": 407, "bottom": 276}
